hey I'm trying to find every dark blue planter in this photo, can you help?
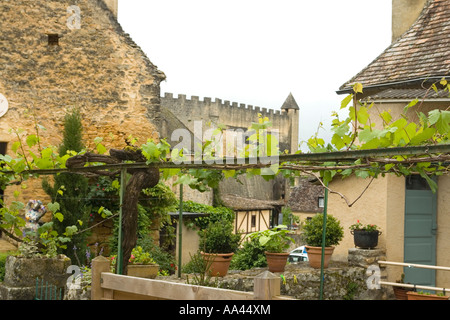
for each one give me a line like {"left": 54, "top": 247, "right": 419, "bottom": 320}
{"left": 351, "top": 230, "right": 381, "bottom": 249}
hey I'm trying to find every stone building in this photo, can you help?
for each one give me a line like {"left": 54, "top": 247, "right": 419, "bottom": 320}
{"left": 0, "top": 0, "right": 165, "bottom": 207}
{"left": 0, "top": 0, "right": 302, "bottom": 254}
{"left": 286, "top": 178, "right": 324, "bottom": 223}
{"left": 330, "top": 0, "right": 450, "bottom": 291}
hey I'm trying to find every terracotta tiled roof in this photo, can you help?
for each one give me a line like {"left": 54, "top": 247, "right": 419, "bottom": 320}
{"left": 339, "top": 0, "right": 450, "bottom": 93}
{"left": 286, "top": 179, "right": 324, "bottom": 213}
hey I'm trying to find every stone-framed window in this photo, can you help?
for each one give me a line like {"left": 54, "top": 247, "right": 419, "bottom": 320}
{"left": 47, "top": 34, "right": 60, "bottom": 46}
{"left": 318, "top": 196, "right": 324, "bottom": 208}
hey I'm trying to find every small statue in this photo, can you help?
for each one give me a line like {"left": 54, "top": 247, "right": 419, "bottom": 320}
{"left": 24, "top": 200, "right": 47, "bottom": 233}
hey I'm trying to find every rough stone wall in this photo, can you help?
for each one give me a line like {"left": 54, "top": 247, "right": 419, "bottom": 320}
{"left": 0, "top": 0, "right": 164, "bottom": 207}
{"left": 221, "top": 249, "right": 390, "bottom": 300}
{"left": 157, "top": 249, "right": 391, "bottom": 300}
{"left": 0, "top": 255, "right": 72, "bottom": 300}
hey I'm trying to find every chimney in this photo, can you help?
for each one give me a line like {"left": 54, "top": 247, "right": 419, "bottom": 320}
{"left": 103, "top": 0, "right": 118, "bottom": 18}
{"left": 391, "top": 0, "right": 427, "bottom": 42}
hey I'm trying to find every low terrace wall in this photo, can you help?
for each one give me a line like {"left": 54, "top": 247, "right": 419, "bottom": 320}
{"left": 163, "top": 248, "right": 392, "bottom": 300}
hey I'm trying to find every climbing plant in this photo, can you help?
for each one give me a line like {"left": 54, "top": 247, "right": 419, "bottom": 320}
{"left": 0, "top": 80, "right": 448, "bottom": 265}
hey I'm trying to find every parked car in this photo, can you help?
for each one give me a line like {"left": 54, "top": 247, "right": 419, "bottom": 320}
{"left": 288, "top": 245, "right": 308, "bottom": 262}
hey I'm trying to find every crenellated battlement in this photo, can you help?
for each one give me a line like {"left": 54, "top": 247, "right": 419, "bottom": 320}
{"left": 161, "top": 92, "right": 299, "bottom": 153}
{"left": 162, "top": 92, "right": 283, "bottom": 116}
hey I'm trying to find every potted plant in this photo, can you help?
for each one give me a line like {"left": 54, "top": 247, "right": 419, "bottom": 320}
{"left": 199, "top": 220, "right": 241, "bottom": 277}
{"left": 126, "top": 246, "right": 159, "bottom": 279}
{"left": 247, "top": 225, "right": 294, "bottom": 272}
{"left": 393, "top": 273, "right": 411, "bottom": 300}
{"left": 302, "top": 213, "right": 344, "bottom": 269}
{"left": 349, "top": 220, "right": 382, "bottom": 249}
{"left": 406, "top": 290, "right": 449, "bottom": 300}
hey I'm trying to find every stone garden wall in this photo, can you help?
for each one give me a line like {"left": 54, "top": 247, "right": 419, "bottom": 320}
{"left": 164, "top": 248, "right": 393, "bottom": 300}
{"left": 0, "top": 255, "right": 71, "bottom": 300}
{"left": 0, "top": 248, "right": 392, "bottom": 300}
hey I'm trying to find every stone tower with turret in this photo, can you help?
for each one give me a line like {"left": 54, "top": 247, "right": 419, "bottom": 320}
{"left": 160, "top": 92, "right": 300, "bottom": 154}
{"left": 391, "top": 0, "right": 427, "bottom": 42}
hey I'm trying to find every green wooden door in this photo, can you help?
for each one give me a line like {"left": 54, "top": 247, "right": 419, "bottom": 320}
{"left": 404, "top": 175, "right": 437, "bottom": 288}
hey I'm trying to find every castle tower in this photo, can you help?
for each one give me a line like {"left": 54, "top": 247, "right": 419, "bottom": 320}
{"left": 103, "top": 0, "right": 118, "bottom": 18}
{"left": 281, "top": 93, "right": 299, "bottom": 154}
{"left": 391, "top": 0, "right": 427, "bottom": 42}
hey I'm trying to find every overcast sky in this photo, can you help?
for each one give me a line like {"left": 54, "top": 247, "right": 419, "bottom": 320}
{"left": 117, "top": 0, "right": 392, "bottom": 149}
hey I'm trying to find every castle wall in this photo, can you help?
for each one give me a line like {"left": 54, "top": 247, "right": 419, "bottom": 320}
{"left": 161, "top": 93, "right": 293, "bottom": 153}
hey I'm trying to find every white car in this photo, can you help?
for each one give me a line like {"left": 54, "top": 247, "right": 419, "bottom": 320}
{"left": 288, "top": 246, "right": 309, "bottom": 262}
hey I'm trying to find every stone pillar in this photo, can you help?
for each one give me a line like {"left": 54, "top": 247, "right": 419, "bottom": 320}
{"left": 348, "top": 248, "right": 386, "bottom": 268}
{"left": 348, "top": 248, "right": 390, "bottom": 299}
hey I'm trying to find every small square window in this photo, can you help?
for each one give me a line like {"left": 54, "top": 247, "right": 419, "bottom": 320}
{"left": 47, "top": 34, "right": 60, "bottom": 46}
{"left": 318, "top": 197, "right": 325, "bottom": 208}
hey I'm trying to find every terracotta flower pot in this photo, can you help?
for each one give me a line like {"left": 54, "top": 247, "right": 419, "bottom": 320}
{"left": 406, "top": 291, "right": 449, "bottom": 300}
{"left": 201, "top": 252, "right": 234, "bottom": 277}
{"left": 305, "top": 246, "right": 335, "bottom": 269}
{"left": 127, "top": 264, "right": 159, "bottom": 279}
{"left": 393, "top": 286, "right": 410, "bottom": 300}
{"left": 265, "top": 252, "right": 289, "bottom": 273}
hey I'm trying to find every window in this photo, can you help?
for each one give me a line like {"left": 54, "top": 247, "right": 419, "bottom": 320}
{"left": 47, "top": 34, "right": 60, "bottom": 46}
{"left": 318, "top": 196, "right": 324, "bottom": 208}
{"left": 0, "top": 142, "right": 7, "bottom": 155}
{"left": 251, "top": 214, "right": 256, "bottom": 228}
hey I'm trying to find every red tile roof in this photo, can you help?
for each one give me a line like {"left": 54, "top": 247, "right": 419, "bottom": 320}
{"left": 339, "top": 0, "right": 450, "bottom": 93}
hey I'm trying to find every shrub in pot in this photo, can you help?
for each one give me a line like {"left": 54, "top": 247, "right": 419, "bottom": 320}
{"left": 393, "top": 273, "right": 410, "bottom": 300}
{"left": 302, "top": 213, "right": 344, "bottom": 269}
{"left": 198, "top": 220, "right": 241, "bottom": 277}
{"left": 247, "top": 225, "right": 294, "bottom": 272}
{"left": 230, "top": 237, "right": 267, "bottom": 271}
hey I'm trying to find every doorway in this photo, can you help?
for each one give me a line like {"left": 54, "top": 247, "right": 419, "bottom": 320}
{"left": 403, "top": 175, "right": 437, "bottom": 288}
